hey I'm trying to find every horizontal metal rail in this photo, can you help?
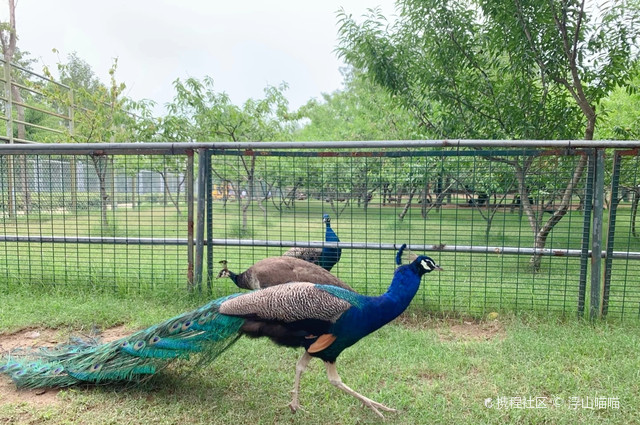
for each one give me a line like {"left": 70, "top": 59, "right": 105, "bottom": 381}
{"left": 4, "top": 234, "right": 640, "bottom": 259}
{"left": 0, "top": 235, "right": 190, "bottom": 245}
{"left": 0, "top": 59, "right": 71, "bottom": 89}
{"left": 0, "top": 140, "right": 639, "bottom": 155}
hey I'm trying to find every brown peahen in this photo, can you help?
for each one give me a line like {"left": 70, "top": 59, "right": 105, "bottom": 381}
{"left": 217, "top": 255, "right": 353, "bottom": 291}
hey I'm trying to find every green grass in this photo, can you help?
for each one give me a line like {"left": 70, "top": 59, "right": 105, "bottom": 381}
{"left": 1, "top": 289, "right": 639, "bottom": 424}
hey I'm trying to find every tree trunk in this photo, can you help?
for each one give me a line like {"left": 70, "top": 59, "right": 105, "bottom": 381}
{"left": 160, "top": 171, "right": 181, "bottom": 215}
{"left": 91, "top": 156, "right": 110, "bottom": 228}
{"left": 632, "top": 189, "right": 639, "bottom": 237}
{"left": 529, "top": 154, "right": 588, "bottom": 269}
{"left": 240, "top": 156, "right": 256, "bottom": 233}
{"left": 398, "top": 186, "right": 418, "bottom": 221}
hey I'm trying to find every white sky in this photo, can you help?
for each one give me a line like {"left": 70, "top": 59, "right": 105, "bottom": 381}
{"left": 9, "top": 0, "right": 397, "bottom": 116}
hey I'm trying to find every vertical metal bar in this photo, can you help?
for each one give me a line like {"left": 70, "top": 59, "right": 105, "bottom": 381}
{"left": 590, "top": 148, "right": 605, "bottom": 320}
{"left": 602, "top": 151, "right": 622, "bottom": 317}
{"left": 186, "top": 150, "right": 194, "bottom": 291}
{"left": 68, "top": 89, "right": 77, "bottom": 211}
{"left": 205, "top": 150, "right": 213, "bottom": 293}
{"left": 577, "top": 151, "right": 594, "bottom": 316}
{"left": 4, "top": 62, "right": 16, "bottom": 217}
{"left": 194, "top": 148, "right": 207, "bottom": 292}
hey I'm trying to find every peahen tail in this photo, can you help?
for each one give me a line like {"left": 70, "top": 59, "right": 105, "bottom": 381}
{"left": 0, "top": 294, "right": 245, "bottom": 389}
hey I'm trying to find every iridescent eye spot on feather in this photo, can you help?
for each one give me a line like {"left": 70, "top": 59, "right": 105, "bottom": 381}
{"left": 182, "top": 320, "right": 193, "bottom": 331}
{"left": 150, "top": 336, "right": 161, "bottom": 345}
{"left": 169, "top": 322, "right": 181, "bottom": 334}
{"left": 133, "top": 341, "right": 146, "bottom": 351}
{"left": 198, "top": 311, "right": 213, "bottom": 324}
{"left": 90, "top": 363, "right": 103, "bottom": 372}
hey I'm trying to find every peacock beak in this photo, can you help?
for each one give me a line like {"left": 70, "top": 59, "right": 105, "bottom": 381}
{"left": 434, "top": 265, "right": 444, "bottom": 271}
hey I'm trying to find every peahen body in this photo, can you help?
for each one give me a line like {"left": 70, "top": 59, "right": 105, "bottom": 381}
{"left": 1, "top": 247, "right": 440, "bottom": 418}
{"left": 283, "top": 214, "right": 342, "bottom": 271}
{"left": 217, "top": 255, "right": 353, "bottom": 291}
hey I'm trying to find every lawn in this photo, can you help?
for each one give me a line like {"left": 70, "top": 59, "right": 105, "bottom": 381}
{"left": 1, "top": 288, "right": 639, "bottom": 424}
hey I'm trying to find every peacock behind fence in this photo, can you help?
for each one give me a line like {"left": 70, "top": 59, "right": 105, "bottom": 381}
{"left": 283, "top": 213, "right": 341, "bottom": 271}
{"left": 1, "top": 244, "right": 440, "bottom": 418}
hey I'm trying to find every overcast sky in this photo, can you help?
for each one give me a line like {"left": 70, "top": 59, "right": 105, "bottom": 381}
{"left": 8, "top": 0, "right": 397, "bottom": 115}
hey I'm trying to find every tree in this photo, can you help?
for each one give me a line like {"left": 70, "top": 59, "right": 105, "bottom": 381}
{"left": 165, "top": 77, "right": 295, "bottom": 232}
{"left": 0, "top": 0, "right": 30, "bottom": 213}
{"left": 43, "top": 57, "right": 136, "bottom": 228}
{"left": 294, "top": 67, "right": 426, "bottom": 213}
{"left": 337, "top": 0, "right": 640, "bottom": 268}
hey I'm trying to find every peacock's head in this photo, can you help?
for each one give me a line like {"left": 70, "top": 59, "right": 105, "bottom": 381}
{"left": 323, "top": 213, "right": 331, "bottom": 224}
{"left": 414, "top": 255, "right": 443, "bottom": 274}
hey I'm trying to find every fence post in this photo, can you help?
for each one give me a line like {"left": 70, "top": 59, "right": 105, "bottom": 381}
{"left": 205, "top": 150, "right": 213, "bottom": 292}
{"left": 186, "top": 150, "right": 195, "bottom": 291}
{"left": 590, "top": 148, "right": 605, "bottom": 320}
{"left": 4, "top": 61, "right": 16, "bottom": 217}
{"left": 68, "top": 89, "right": 77, "bottom": 211}
{"left": 602, "top": 151, "right": 622, "bottom": 317}
{"left": 194, "top": 148, "right": 207, "bottom": 292}
{"left": 577, "top": 150, "right": 595, "bottom": 317}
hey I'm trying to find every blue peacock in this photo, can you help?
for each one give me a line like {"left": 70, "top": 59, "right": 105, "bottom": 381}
{"left": 283, "top": 213, "right": 341, "bottom": 271}
{"left": 1, "top": 245, "right": 441, "bottom": 418}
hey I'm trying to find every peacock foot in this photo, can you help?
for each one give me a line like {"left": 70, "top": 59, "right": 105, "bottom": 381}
{"left": 288, "top": 399, "right": 306, "bottom": 413}
{"left": 360, "top": 399, "right": 397, "bottom": 418}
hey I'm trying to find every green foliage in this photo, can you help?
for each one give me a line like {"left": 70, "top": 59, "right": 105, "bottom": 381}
{"left": 165, "top": 76, "right": 295, "bottom": 142}
{"left": 337, "top": 0, "right": 640, "bottom": 140}
{"left": 295, "top": 68, "right": 423, "bottom": 141}
{"left": 597, "top": 66, "right": 640, "bottom": 140}
{"left": 7, "top": 192, "right": 103, "bottom": 211}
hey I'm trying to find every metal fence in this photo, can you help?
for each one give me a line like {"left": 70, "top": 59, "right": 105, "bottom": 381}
{"left": 1, "top": 141, "right": 639, "bottom": 320}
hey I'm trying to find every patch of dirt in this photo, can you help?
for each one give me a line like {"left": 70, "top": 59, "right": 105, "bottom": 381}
{"left": 437, "top": 320, "right": 505, "bottom": 342}
{"left": 397, "top": 312, "right": 506, "bottom": 342}
{"left": 0, "top": 325, "right": 131, "bottom": 407}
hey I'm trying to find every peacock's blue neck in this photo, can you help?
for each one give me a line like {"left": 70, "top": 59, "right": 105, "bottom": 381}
{"left": 319, "top": 222, "right": 341, "bottom": 270}
{"left": 325, "top": 222, "right": 339, "bottom": 243}
{"left": 340, "top": 264, "right": 422, "bottom": 334}
{"left": 372, "top": 264, "right": 422, "bottom": 323}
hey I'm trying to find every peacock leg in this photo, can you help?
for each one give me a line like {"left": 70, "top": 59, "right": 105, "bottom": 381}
{"left": 324, "top": 361, "right": 397, "bottom": 419}
{"left": 289, "top": 351, "right": 312, "bottom": 413}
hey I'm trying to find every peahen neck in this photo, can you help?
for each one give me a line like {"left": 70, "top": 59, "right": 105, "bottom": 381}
{"left": 227, "top": 271, "right": 239, "bottom": 285}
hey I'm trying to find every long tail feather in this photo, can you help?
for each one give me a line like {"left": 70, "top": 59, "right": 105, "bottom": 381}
{"left": 1, "top": 294, "right": 245, "bottom": 389}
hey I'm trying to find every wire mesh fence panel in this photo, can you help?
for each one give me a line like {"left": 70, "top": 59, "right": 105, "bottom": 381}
{"left": 208, "top": 147, "right": 591, "bottom": 316}
{"left": 2, "top": 143, "right": 639, "bottom": 319}
{"left": 0, "top": 154, "right": 190, "bottom": 293}
{"left": 603, "top": 151, "right": 640, "bottom": 320}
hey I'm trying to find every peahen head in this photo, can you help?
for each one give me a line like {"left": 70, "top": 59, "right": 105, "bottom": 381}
{"left": 412, "top": 255, "right": 443, "bottom": 275}
{"left": 217, "top": 260, "right": 231, "bottom": 279}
